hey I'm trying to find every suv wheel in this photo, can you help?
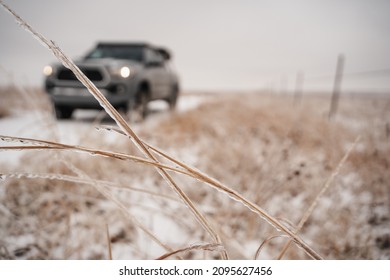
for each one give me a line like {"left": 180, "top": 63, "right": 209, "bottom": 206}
{"left": 127, "top": 90, "right": 149, "bottom": 122}
{"left": 137, "top": 92, "right": 149, "bottom": 119}
{"left": 55, "top": 106, "right": 73, "bottom": 119}
{"left": 168, "top": 86, "right": 179, "bottom": 110}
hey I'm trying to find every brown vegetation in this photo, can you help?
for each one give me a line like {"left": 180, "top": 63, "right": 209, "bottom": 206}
{"left": 0, "top": 1, "right": 388, "bottom": 260}
{"left": 1, "top": 90, "right": 389, "bottom": 259}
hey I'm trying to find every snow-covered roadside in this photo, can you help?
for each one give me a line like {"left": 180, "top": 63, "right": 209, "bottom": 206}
{"left": 0, "top": 93, "right": 212, "bottom": 259}
{"left": 0, "top": 94, "right": 209, "bottom": 167}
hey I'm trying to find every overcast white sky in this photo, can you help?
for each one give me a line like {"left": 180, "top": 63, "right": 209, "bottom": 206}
{"left": 1, "top": 0, "right": 390, "bottom": 93}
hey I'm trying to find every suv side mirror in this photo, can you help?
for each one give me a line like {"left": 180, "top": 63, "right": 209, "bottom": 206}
{"left": 156, "top": 48, "right": 171, "bottom": 60}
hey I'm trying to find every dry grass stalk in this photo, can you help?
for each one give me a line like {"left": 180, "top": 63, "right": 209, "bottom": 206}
{"left": 254, "top": 235, "right": 289, "bottom": 260}
{"left": 155, "top": 243, "right": 223, "bottom": 260}
{"left": 0, "top": 135, "right": 194, "bottom": 178}
{"left": 0, "top": 2, "right": 227, "bottom": 259}
{"left": 277, "top": 136, "right": 361, "bottom": 259}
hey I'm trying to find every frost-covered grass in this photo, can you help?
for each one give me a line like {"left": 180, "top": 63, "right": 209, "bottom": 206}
{"left": 0, "top": 89, "right": 389, "bottom": 259}
{"left": 0, "top": 1, "right": 389, "bottom": 260}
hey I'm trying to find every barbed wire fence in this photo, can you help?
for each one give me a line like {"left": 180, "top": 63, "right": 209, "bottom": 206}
{"left": 287, "top": 54, "right": 390, "bottom": 119}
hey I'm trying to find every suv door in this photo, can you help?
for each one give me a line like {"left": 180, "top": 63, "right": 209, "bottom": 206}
{"left": 144, "top": 48, "right": 171, "bottom": 99}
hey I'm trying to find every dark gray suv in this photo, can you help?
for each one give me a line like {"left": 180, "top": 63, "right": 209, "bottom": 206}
{"left": 43, "top": 42, "right": 180, "bottom": 119}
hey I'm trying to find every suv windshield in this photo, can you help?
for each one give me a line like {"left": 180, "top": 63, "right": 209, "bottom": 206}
{"left": 85, "top": 46, "right": 144, "bottom": 62}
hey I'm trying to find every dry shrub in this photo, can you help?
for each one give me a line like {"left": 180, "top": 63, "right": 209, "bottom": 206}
{"left": 0, "top": 86, "right": 53, "bottom": 118}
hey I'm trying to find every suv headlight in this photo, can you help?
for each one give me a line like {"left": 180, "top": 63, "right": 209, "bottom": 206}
{"left": 109, "top": 66, "right": 133, "bottom": 79}
{"left": 120, "top": 66, "right": 131, "bottom": 78}
{"left": 43, "top": 65, "right": 53, "bottom": 76}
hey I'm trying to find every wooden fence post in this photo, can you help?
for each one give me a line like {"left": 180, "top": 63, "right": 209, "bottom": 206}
{"left": 293, "top": 71, "right": 304, "bottom": 106}
{"left": 329, "top": 54, "right": 345, "bottom": 119}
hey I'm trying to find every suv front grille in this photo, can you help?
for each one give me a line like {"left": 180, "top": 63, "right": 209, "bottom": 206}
{"left": 57, "top": 67, "right": 104, "bottom": 82}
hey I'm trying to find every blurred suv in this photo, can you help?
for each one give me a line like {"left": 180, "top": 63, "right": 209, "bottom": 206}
{"left": 43, "top": 42, "right": 180, "bottom": 119}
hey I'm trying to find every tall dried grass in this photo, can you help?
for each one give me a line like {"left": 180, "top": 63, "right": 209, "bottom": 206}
{"left": 1, "top": 1, "right": 389, "bottom": 260}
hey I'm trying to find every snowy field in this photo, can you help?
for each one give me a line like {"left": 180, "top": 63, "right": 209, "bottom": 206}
{"left": 0, "top": 89, "right": 389, "bottom": 260}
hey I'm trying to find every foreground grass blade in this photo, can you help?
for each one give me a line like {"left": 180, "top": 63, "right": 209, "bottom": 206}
{"left": 155, "top": 243, "right": 223, "bottom": 260}
{"left": 0, "top": 134, "right": 194, "bottom": 178}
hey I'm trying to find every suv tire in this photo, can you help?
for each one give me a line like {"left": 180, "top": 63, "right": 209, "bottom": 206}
{"left": 168, "top": 86, "right": 179, "bottom": 110}
{"left": 55, "top": 106, "right": 73, "bottom": 119}
{"left": 127, "top": 89, "right": 149, "bottom": 122}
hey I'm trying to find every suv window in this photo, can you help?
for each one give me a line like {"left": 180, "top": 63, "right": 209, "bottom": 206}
{"left": 145, "top": 48, "right": 164, "bottom": 65}
{"left": 85, "top": 45, "right": 144, "bottom": 62}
